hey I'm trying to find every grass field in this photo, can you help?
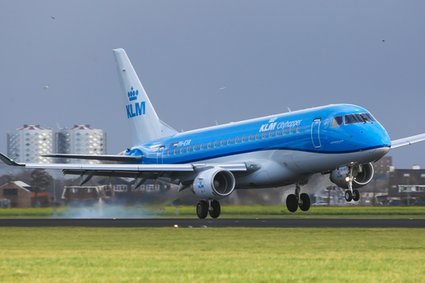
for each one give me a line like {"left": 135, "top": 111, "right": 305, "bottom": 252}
{"left": 0, "top": 227, "right": 424, "bottom": 282}
{"left": 0, "top": 205, "right": 425, "bottom": 219}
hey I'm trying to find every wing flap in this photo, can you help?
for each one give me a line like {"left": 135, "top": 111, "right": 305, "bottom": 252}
{"left": 22, "top": 163, "right": 196, "bottom": 172}
{"left": 391, "top": 133, "right": 425, "bottom": 149}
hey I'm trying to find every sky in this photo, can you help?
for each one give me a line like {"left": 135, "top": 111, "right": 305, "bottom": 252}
{"left": 0, "top": 1, "right": 424, "bottom": 168}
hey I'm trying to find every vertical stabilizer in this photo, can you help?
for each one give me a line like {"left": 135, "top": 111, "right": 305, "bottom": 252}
{"left": 113, "top": 48, "right": 176, "bottom": 145}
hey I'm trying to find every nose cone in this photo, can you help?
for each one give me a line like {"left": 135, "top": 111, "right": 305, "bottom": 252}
{"left": 359, "top": 123, "right": 391, "bottom": 150}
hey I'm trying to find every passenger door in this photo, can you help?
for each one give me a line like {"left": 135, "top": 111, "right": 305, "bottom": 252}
{"left": 311, "top": 118, "right": 321, "bottom": 148}
{"left": 156, "top": 146, "right": 165, "bottom": 164}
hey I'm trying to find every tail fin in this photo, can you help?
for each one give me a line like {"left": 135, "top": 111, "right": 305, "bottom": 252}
{"left": 113, "top": 48, "right": 177, "bottom": 145}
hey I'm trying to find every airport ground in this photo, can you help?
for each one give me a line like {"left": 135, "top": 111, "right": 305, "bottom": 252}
{"left": 1, "top": 206, "right": 424, "bottom": 282}
{"left": 0, "top": 227, "right": 424, "bottom": 282}
{"left": 0, "top": 205, "right": 425, "bottom": 219}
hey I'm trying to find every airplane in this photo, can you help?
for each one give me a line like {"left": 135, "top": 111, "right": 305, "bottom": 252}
{"left": 1, "top": 48, "right": 425, "bottom": 219}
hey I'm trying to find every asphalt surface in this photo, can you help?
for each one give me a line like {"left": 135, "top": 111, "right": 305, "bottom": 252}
{"left": 0, "top": 218, "right": 424, "bottom": 228}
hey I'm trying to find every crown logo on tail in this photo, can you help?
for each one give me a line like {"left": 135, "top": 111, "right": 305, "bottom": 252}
{"left": 128, "top": 87, "right": 139, "bottom": 102}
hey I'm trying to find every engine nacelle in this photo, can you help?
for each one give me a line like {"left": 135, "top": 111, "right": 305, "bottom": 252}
{"left": 330, "top": 163, "right": 375, "bottom": 189}
{"left": 193, "top": 168, "right": 236, "bottom": 199}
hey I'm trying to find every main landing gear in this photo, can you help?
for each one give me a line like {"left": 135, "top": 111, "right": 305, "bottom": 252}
{"left": 344, "top": 166, "right": 360, "bottom": 202}
{"left": 286, "top": 184, "right": 311, "bottom": 213}
{"left": 196, "top": 199, "right": 221, "bottom": 219}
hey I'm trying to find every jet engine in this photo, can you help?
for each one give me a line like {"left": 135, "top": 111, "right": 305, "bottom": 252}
{"left": 330, "top": 163, "right": 375, "bottom": 189}
{"left": 192, "top": 168, "right": 236, "bottom": 199}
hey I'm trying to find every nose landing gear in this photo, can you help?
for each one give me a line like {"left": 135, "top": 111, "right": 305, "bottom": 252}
{"left": 344, "top": 166, "right": 361, "bottom": 202}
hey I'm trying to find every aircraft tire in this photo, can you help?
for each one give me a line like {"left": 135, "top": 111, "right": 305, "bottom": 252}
{"left": 209, "top": 200, "right": 221, "bottom": 219}
{"left": 352, "top": 190, "right": 360, "bottom": 202}
{"left": 196, "top": 200, "right": 209, "bottom": 219}
{"left": 286, "top": 194, "right": 298, "bottom": 213}
{"left": 345, "top": 190, "right": 353, "bottom": 202}
{"left": 299, "top": 193, "right": 311, "bottom": 211}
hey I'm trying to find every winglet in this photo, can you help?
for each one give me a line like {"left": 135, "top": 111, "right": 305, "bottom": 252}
{"left": 0, "top": 153, "right": 24, "bottom": 166}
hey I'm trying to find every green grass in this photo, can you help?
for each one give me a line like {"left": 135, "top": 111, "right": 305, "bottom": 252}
{"left": 0, "top": 227, "right": 424, "bottom": 282}
{"left": 1, "top": 205, "right": 425, "bottom": 219}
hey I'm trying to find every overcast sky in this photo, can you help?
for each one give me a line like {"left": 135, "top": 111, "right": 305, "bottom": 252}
{"left": 1, "top": 1, "right": 424, "bottom": 168}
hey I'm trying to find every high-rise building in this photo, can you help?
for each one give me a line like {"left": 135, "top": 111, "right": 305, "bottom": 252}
{"left": 7, "top": 125, "right": 54, "bottom": 163}
{"left": 7, "top": 124, "right": 107, "bottom": 164}
{"left": 374, "top": 156, "right": 393, "bottom": 175}
{"left": 56, "top": 124, "right": 106, "bottom": 163}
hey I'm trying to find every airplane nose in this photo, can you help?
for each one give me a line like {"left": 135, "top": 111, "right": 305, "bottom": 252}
{"left": 359, "top": 124, "right": 391, "bottom": 149}
{"left": 380, "top": 129, "right": 392, "bottom": 148}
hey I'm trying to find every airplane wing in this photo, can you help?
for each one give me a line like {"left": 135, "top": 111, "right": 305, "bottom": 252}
{"left": 0, "top": 153, "right": 247, "bottom": 178}
{"left": 42, "top": 153, "right": 142, "bottom": 162}
{"left": 391, "top": 133, "right": 425, "bottom": 149}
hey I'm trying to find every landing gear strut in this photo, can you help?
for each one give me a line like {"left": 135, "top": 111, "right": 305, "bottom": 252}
{"left": 196, "top": 200, "right": 221, "bottom": 219}
{"left": 345, "top": 166, "right": 361, "bottom": 202}
{"left": 286, "top": 184, "right": 311, "bottom": 213}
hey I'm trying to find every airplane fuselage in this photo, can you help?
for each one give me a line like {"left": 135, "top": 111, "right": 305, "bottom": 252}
{"left": 125, "top": 104, "right": 391, "bottom": 188}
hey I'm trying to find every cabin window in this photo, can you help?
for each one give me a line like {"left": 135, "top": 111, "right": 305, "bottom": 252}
{"left": 262, "top": 133, "right": 266, "bottom": 139}
{"left": 269, "top": 131, "right": 274, "bottom": 138}
{"left": 200, "top": 144, "right": 204, "bottom": 150}
{"left": 167, "top": 150, "right": 171, "bottom": 155}
{"left": 235, "top": 137, "right": 239, "bottom": 144}
{"left": 282, "top": 128, "right": 286, "bottom": 136}
{"left": 276, "top": 130, "right": 280, "bottom": 137}
{"left": 174, "top": 149, "right": 177, "bottom": 155}
{"left": 227, "top": 139, "right": 231, "bottom": 145}
{"left": 187, "top": 146, "right": 191, "bottom": 152}
{"left": 180, "top": 148, "right": 184, "bottom": 154}
{"left": 221, "top": 140, "right": 225, "bottom": 146}
{"left": 214, "top": 141, "right": 218, "bottom": 148}
{"left": 296, "top": 127, "right": 300, "bottom": 133}
{"left": 255, "top": 134, "right": 259, "bottom": 140}
{"left": 193, "top": 145, "right": 197, "bottom": 151}
{"left": 248, "top": 135, "right": 252, "bottom": 142}
{"left": 241, "top": 136, "right": 246, "bottom": 143}
{"left": 207, "top": 142, "right": 211, "bottom": 149}
{"left": 331, "top": 116, "right": 343, "bottom": 127}
{"left": 289, "top": 127, "right": 292, "bottom": 134}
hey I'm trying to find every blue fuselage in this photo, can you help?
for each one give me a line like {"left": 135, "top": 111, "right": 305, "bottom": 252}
{"left": 125, "top": 104, "right": 391, "bottom": 170}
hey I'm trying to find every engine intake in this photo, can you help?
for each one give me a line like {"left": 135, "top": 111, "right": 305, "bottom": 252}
{"left": 330, "top": 163, "right": 375, "bottom": 189}
{"left": 193, "top": 168, "right": 236, "bottom": 199}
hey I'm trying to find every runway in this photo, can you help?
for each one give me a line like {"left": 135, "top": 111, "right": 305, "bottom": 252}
{"left": 0, "top": 218, "right": 425, "bottom": 228}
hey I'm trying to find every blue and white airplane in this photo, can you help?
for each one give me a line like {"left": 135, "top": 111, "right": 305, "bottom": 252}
{"left": 1, "top": 48, "right": 425, "bottom": 218}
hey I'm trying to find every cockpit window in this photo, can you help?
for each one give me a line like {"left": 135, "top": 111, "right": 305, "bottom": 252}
{"left": 363, "top": 113, "right": 375, "bottom": 122}
{"left": 331, "top": 116, "right": 343, "bottom": 128}
{"left": 344, "top": 113, "right": 375, "bottom": 125}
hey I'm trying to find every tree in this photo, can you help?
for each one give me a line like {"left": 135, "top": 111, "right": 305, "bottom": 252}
{"left": 30, "top": 169, "right": 53, "bottom": 207}
{"left": 30, "top": 169, "right": 53, "bottom": 192}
